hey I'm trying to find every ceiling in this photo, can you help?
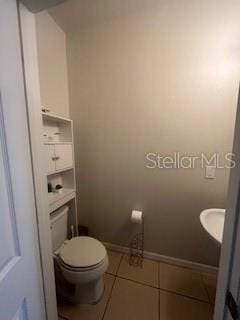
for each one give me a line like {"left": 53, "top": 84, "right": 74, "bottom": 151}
{"left": 48, "top": 0, "right": 162, "bottom": 33}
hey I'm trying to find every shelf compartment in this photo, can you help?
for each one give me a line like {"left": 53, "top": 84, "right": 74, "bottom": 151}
{"left": 42, "top": 113, "right": 73, "bottom": 144}
{"left": 47, "top": 169, "right": 76, "bottom": 213}
{"left": 47, "top": 169, "right": 75, "bottom": 190}
{"left": 48, "top": 188, "right": 75, "bottom": 205}
{"left": 48, "top": 190, "right": 75, "bottom": 213}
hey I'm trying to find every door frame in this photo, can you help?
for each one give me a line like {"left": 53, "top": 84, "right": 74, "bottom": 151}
{"left": 214, "top": 86, "right": 240, "bottom": 319}
{"left": 19, "top": 4, "right": 58, "bottom": 320}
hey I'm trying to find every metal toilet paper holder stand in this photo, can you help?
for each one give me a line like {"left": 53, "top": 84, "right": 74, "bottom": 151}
{"left": 129, "top": 217, "right": 144, "bottom": 268}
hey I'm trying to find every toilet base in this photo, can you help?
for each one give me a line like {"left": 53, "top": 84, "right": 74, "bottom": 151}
{"left": 73, "top": 277, "right": 104, "bottom": 304}
{"left": 56, "top": 273, "right": 105, "bottom": 305}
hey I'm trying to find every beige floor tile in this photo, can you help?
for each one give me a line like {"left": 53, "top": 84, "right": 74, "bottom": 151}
{"left": 117, "top": 254, "right": 159, "bottom": 287}
{"left": 202, "top": 272, "right": 217, "bottom": 304}
{"left": 159, "top": 263, "right": 208, "bottom": 301}
{"left": 58, "top": 273, "right": 114, "bottom": 320}
{"left": 104, "top": 277, "right": 159, "bottom": 320}
{"left": 160, "top": 290, "right": 213, "bottom": 320}
{"left": 107, "top": 250, "right": 123, "bottom": 275}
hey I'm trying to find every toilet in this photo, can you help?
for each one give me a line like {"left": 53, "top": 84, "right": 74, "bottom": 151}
{"left": 50, "top": 205, "right": 108, "bottom": 304}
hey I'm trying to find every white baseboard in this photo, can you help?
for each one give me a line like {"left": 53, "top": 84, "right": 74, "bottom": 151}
{"left": 103, "top": 242, "right": 218, "bottom": 274}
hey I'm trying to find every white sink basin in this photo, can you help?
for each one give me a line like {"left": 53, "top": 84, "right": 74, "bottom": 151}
{"left": 200, "top": 208, "right": 226, "bottom": 244}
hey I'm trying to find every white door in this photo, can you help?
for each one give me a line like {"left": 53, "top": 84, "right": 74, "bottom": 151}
{"left": 45, "top": 144, "right": 56, "bottom": 174}
{"left": 214, "top": 86, "right": 240, "bottom": 320}
{"left": 55, "top": 144, "right": 73, "bottom": 171}
{"left": 0, "top": 1, "right": 45, "bottom": 320}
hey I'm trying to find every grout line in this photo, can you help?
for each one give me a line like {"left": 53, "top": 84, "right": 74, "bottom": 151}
{"left": 116, "top": 252, "right": 124, "bottom": 276}
{"left": 200, "top": 273, "right": 215, "bottom": 306}
{"left": 117, "top": 275, "right": 159, "bottom": 289}
{"left": 158, "top": 261, "right": 160, "bottom": 289}
{"left": 58, "top": 314, "right": 69, "bottom": 320}
{"left": 101, "top": 254, "right": 124, "bottom": 320}
{"left": 159, "top": 288, "right": 211, "bottom": 305}
{"left": 101, "top": 275, "right": 117, "bottom": 320}
{"left": 105, "top": 271, "right": 116, "bottom": 276}
{"left": 158, "top": 263, "right": 160, "bottom": 320}
{"left": 111, "top": 250, "right": 212, "bottom": 305}
{"left": 115, "top": 274, "right": 211, "bottom": 305}
{"left": 158, "top": 289, "right": 161, "bottom": 320}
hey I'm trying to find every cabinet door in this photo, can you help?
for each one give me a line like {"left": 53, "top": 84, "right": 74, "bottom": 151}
{"left": 44, "top": 144, "right": 56, "bottom": 173}
{"left": 55, "top": 144, "right": 73, "bottom": 171}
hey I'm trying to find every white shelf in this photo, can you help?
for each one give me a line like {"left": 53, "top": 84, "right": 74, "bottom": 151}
{"left": 46, "top": 166, "right": 74, "bottom": 176}
{"left": 48, "top": 188, "right": 75, "bottom": 204}
{"left": 48, "top": 189, "right": 76, "bottom": 213}
{"left": 44, "top": 142, "right": 73, "bottom": 145}
{"left": 42, "top": 112, "right": 72, "bottom": 123}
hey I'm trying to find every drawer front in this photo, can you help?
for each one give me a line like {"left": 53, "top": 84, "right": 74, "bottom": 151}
{"left": 55, "top": 144, "right": 73, "bottom": 171}
{"left": 44, "top": 144, "right": 56, "bottom": 173}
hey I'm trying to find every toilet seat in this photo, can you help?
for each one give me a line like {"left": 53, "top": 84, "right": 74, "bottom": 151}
{"left": 57, "top": 236, "right": 107, "bottom": 270}
{"left": 58, "top": 254, "right": 107, "bottom": 273}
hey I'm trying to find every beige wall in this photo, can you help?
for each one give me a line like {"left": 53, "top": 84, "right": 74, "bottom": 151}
{"left": 65, "top": 0, "right": 240, "bottom": 266}
{"left": 35, "top": 11, "right": 69, "bottom": 117}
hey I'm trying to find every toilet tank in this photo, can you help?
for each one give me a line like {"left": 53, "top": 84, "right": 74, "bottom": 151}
{"left": 50, "top": 205, "right": 69, "bottom": 252}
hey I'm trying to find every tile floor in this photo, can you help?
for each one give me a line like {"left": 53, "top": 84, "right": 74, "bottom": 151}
{"left": 58, "top": 250, "right": 217, "bottom": 320}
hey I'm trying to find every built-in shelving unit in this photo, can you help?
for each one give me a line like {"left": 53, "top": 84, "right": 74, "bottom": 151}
{"left": 42, "top": 112, "right": 78, "bottom": 232}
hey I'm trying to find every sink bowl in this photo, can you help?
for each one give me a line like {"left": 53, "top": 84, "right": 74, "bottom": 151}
{"left": 200, "top": 208, "right": 226, "bottom": 244}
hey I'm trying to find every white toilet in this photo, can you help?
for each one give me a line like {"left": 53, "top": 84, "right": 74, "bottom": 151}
{"left": 50, "top": 206, "right": 108, "bottom": 304}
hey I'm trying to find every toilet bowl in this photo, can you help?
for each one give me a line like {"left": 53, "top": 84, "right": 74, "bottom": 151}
{"left": 51, "top": 206, "right": 108, "bottom": 304}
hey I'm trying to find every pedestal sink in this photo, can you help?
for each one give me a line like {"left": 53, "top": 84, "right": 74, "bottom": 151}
{"left": 200, "top": 208, "right": 226, "bottom": 244}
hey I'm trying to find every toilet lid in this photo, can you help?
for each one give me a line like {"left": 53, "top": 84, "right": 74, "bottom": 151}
{"left": 59, "top": 236, "right": 106, "bottom": 268}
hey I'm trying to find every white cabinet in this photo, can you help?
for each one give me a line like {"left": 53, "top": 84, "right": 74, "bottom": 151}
{"left": 45, "top": 144, "right": 55, "bottom": 173}
{"left": 55, "top": 144, "right": 73, "bottom": 171}
{"left": 44, "top": 144, "right": 73, "bottom": 174}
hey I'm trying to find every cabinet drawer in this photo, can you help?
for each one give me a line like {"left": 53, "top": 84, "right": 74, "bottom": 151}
{"left": 55, "top": 144, "right": 73, "bottom": 171}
